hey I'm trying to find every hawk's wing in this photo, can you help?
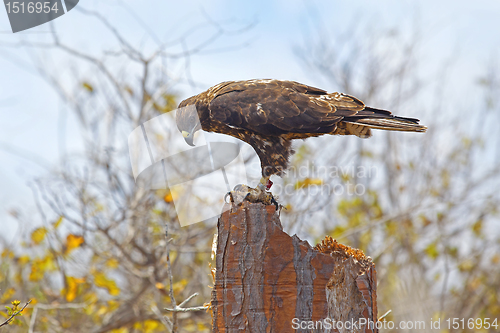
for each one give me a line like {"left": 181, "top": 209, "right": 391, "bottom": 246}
{"left": 208, "top": 80, "right": 366, "bottom": 136}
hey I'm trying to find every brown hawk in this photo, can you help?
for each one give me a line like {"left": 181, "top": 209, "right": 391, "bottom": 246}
{"left": 176, "top": 79, "right": 426, "bottom": 205}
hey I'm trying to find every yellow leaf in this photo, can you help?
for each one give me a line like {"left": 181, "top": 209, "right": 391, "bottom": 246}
{"left": 294, "top": 177, "right": 323, "bottom": 190}
{"left": 458, "top": 260, "right": 474, "bottom": 272}
{"left": 18, "top": 255, "right": 30, "bottom": 265}
{"left": 0, "top": 288, "right": 15, "bottom": 303}
{"left": 198, "top": 322, "right": 209, "bottom": 331}
{"left": 163, "top": 189, "right": 179, "bottom": 203}
{"left": 89, "top": 203, "right": 104, "bottom": 216}
{"left": 96, "top": 305, "right": 108, "bottom": 316}
{"left": 65, "top": 234, "right": 84, "bottom": 254}
{"left": 471, "top": 219, "right": 483, "bottom": 236}
{"left": 441, "top": 170, "right": 450, "bottom": 189}
{"left": 173, "top": 279, "right": 188, "bottom": 294}
{"left": 124, "top": 85, "right": 134, "bottom": 96}
{"left": 11, "top": 300, "right": 20, "bottom": 312}
{"left": 469, "top": 277, "right": 481, "bottom": 291}
{"left": 53, "top": 216, "right": 64, "bottom": 229}
{"left": 1, "top": 249, "right": 14, "bottom": 259}
{"left": 83, "top": 292, "right": 98, "bottom": 308}
{"left": 446, "top": 247, "right": 458, "bottom": 258}
{"left": 419, "top": 214, "right": 432, "bottom": 228}
{"left": 425, "top": 242, "right": 439, "bottom": 260}
{"left": 29, "top": 254, "right": 57, "bottom": 281}
{"left": 14, "top": 272, "right": 23, "bottom": 284}
{"left": 133, "top": 320, "right": 160, "bottom": 333}
{"left": 105, "top": 258, "right": 119, "bottom": 269}
{"left": 164, "top": 192, "right": 173, "bottom": 203}
{"left": 462, "top": 137, "right": 472, "bottom": 149}
{"left": 93, "top": 272, "right": 120, "bottom": 296}
{"left": 63, "top": 276, "right": 86, "bottom": 302}
{"left": 340, "top": 173, "right": 350, "bottom": 182}
{"left": 492, "top": 254, "right": 500, "bottom": 265}
{"left": 82, "top": 82, "right": 94, "bottom": 93}
{"left": 31, "top": 227, "right": 47, "bottom": 245}
{"left": 109, "top": 328, "right": 129, "bottom": 333}
{"left": 183, "top": 323, "right": 199, "bottom": 332}
{"left": 107, "top": 300, "right": 120, "bottom": 312}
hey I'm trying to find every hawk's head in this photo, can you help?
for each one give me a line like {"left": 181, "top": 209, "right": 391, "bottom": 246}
{"left": 176, "top": 96, "right": 202, "bottom": 146}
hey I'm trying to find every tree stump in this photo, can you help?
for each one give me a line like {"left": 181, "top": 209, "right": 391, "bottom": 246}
{"left": 211, "top": 201, "right": 378, "bottom": 333}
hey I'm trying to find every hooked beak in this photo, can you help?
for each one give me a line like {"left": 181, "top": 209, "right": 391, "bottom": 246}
{"left": 182, "top": 130, "right": 195, "bottom": 146}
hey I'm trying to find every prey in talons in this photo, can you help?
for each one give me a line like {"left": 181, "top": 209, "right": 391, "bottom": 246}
{"left": 225, "top": 177, "right": 279, "bottom": 210}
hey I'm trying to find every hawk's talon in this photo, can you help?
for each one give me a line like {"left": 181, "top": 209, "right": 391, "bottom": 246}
{"left": 271, "top": 196, "right": 279, "bottom": 211}
{"left": 224, "top": 191, "right": 233, "bottom": 204}
{"left": 226, "top": 183, "right": 279, "bottom": 209}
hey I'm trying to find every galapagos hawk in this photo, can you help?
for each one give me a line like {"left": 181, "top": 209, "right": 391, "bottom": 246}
{"left": 176, "top": 79, "right": 426, "bottom": 204}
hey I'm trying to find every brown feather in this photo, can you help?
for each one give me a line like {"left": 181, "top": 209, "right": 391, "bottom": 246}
{"left": 177, "top": 79, "right": 426, "bottom": 177}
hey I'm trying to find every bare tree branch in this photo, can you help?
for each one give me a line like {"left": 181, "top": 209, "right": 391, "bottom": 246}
{"left": 0, "top": 300, "right": 31, "bottom": 329}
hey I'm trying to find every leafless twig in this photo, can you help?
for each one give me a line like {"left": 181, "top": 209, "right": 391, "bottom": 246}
{"left": 164, "top": 292, "right": 208, "bottom": 312}
{"left": 164, "top": 224, "right": 178, "bottom": 332}
{"left": 28, "top": 302, "right": 87, "bottom": 333}
{"left": 151, "top": 304, "right": 173, "bottom": 331}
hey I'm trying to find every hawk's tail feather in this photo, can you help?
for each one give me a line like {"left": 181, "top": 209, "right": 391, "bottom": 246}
{"left": 345, "top": 118, "right": 427, "bottom": 133}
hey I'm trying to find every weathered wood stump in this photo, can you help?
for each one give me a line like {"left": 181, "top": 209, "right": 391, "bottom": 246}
{"left": 211, "top": 202, "right": 378, "bottom": 333}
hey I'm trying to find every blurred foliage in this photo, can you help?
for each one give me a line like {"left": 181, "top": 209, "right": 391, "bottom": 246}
{"left": 0, "top": 10, "right": 231, "bottom": 333}
{"left": 285, "top": 21, "right": 500, "bottom": 332}
{"left": 1, "top": 11, "right": 500, "bottom": 333}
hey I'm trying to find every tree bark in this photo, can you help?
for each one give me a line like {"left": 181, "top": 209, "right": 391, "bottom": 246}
{"left": 211, "top": 201, "right": 378, "bottom": 333}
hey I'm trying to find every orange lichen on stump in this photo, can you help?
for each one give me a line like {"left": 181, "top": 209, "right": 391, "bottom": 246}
{"left": 315, "top": 236, "right": 370, "bottom": 264}
{"left": 212, "top": 201, "right": 378, "bottom": 333}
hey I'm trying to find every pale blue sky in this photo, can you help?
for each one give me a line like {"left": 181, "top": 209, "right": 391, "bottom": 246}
{"left": 0, "top": 0, "right": 499, "bottom": 239}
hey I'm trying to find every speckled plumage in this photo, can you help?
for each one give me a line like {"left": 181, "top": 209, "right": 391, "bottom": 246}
{"left": 177, "top": 79, "right": 426, "bottom": 177}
